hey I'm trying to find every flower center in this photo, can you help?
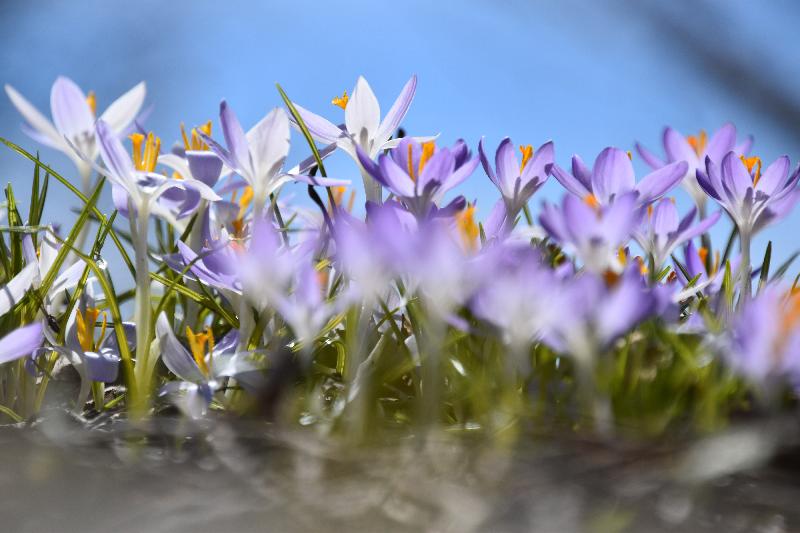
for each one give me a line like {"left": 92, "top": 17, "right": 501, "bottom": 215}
{"left": 740, "top": 155, "right": 763, "bottom": 187}
{"left": 329, "top": 186, "right": 355, "bottom": 213}
{"left": 583, "top": 193, "right": 600, "bottom": 210}
{"left": 180, "top": 120, "right": 212, "bottom": 152}
{"left": 687, "top": 130, "right": 707, "bottom": 157}
{"left": 186, "top": 325, "right": 214, "bottom": 377}
{"left": 75, "top": 307, "right": 107, "bottom": 352}
{"left": 406, "top": 142, "right": 436, "bottom": 181}
{"left": 129, "top": 132, "right": 161, "bottom": 172}
{"left": 331, "top": 91, "right": 349, "bottom": 110}
{"left": 86, "top": 91, "right": 97, "bottom": 117}
{"left": 519, "top": 145, "right": 533, "bottom": 172}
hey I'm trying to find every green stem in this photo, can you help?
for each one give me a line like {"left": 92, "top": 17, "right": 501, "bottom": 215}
{"left": 131, "top": 205, "right": 152, "bottom": 415}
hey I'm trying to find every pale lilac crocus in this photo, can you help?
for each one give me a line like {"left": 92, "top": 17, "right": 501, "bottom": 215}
{"left": 156, "top": 313, "right": 260, "bottom": 418}
{"left": 726, "top": 287, "right": 800, "bottom": 391}
{"left": 539, "top": 191, "right": 641, "bottom": 273}
{"left": 478, "top": 137, "right": 554, "bottom": 234}
{"left": 356, "top": 137, "right": 477, "bottom": 219}
{"left": 697, "top": 152, "right": 800, "bottom": 302}
{"left": 636, "top": 124, "right": 752, "bottom": 211}
{"left": 633, "top": 199, "right": 721, "bottom": 271}
{"left": 5, "top": 76, "right": 146, "bottom": 192}
{"left": 292, "top": 75, "right": 434, "bottom": 203}
{"left": 198, "top": 101, "right": 347, "bottom": 219}
{"left": 551, "top": 147, "right": 687, "bottom": 208}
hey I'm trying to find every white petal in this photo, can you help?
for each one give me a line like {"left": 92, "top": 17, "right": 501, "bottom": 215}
{"left": 246, "top": 107, "right": 290, "bottom": 189}
{"left": 100, "top": 81, "right": 146, "bottom": 135}
{"left": 345, "top": 76, "right": 380, "bottom": 150}
{"left": 5, "top": 84, "right": 64, "bottom": 148}
{"left": 0, "top": 263, "right": 38, "bottom": 316}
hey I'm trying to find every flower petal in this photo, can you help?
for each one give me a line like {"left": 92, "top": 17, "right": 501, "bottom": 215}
{"left": 0, "top": 322, "right": 43, "bottom": 364}
{"left": 99, "top": 81, "right": 146, "bottom": 135}
{"left": 50, "top": 76, "right": 94, "bottom": 138}
{"left": 155, "top": 312, "right": 205, "bottom": 383}
{"left": 345, "top": 76, "right": 380, "bottom": 149}
{"left": 5, "top": 84, "right": 63, "bottom": 148}
{"left": 592, "top": 147, "right": 635, "bottom": 202}
{"left": 375, "top": 74, "right": 417, "bottom": 147}
{"left": 246, "top": 107, "right": 290, "bottom": 188}
{"left": 0, "top": 262, "right": 38, "bottom": 317}
{"left": 219, "top": 100, "right": 251, "bottom": 176}
{"left": 636, "top": 160, "right": 687, "bottom": 204}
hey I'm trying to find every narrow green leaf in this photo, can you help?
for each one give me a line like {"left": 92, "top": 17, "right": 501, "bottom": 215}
{"left": 757, "top": 241, "right": 772, "bottom": 294}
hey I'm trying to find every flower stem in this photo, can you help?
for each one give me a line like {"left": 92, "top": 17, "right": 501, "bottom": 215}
{"left": 131, "top": 205, "right": 152, "bottom": 416}
{"left": 738, "top": 229, "right": 751, "bottom": 310}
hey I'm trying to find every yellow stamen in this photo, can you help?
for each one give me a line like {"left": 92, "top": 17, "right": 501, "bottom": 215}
{"left": 456, "top": 204, "right": 479, "bottom": 252}
{"left": 130, "top": 131, "right": 161, "bottom": 172}
{"left": 407, "top": 143, "right": 416, "bottom": 181}
{"left": 618, "top": 247, "right": 628, "bottom": 266}
{"left": 418, "top": 142, "right": 435, "bottom": 175}
{"left": 584, "top": 193, "right": 600, "bottom": 209}
{"left": 180, "top": 120, "right": 212, "bottom": 151}
{"left": 231, "top": 186, "right": 254, "bottom": 237}
{"left": 186, "top": 325, "right": 213, "bottom": 377}
{"left": 647, "top": 205, "right": 654, "bottom": 219}
{"left": 332, "top": 91, "right": 349, "bottom": 110}
{"left": 519, "top": 145, "right": 534, "bottom": 172}
{"left": 687, "top": 130, "right": 708, "bottom": 157}
{"left": 626, "top": 150, "right": 633, "bottom": 161}
{"left": 740, "top": 155, "right": 763, "bottom": 187}
{"left": 75, "top": 307, "right": 104, "bottom": 352}
{"left": 698, "top": 246, "right": 709, "bottom": 266}
{"left": 86, "top": 91, "right": 97, "bottom": 116}
{"left": 635, "top": 256, "right": 648, "bottom": 276}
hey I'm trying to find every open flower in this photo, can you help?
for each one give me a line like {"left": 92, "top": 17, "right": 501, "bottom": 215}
{"left": 478, "top": 137, "right": 554, "bottom": 232}
{"left": 633, "top": 199, "right": 721, "bottom": 271}
{"left": 356, "top": 137, "right": 477, "bottom": 219}
{"left": 539, "top": 191, "right": 641, "bottom": 273}
{"left": 551, "top": 147, "right": 687, "bottom": 208}
{"left": 156, "top": 313, "right": 260, "bottom": 418}
{"left": 293, "top": 75, "right": 433, "bottom": 202}
{"left": 198, "top": 101, "right": 346, "bottom": 217}
{"left": 636, "top": 124, "right": 752, "bottom": 209}
{"left": 5, "top": 76, "right": 146, "bottom": 191}
{"left": 697, "top": 152, "right": 799, "bottom": 236}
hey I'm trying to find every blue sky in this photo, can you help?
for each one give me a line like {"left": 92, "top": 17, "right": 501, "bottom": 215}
{"left": 1, "top": 0, "right": 799, "bottom": 284}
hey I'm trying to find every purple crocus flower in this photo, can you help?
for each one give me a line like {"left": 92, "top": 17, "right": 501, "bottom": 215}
{"left": 356, "top": 137, "right": 477, "bottom": 219}
{"left": 94, "top": 120, "right": 221, "bottom": 228}
{"left": 539, "top": 191, "right": 641, "bottom": 273}
{"left": 478, "top": 137, "right": 554, "bottom": 234}
{"left": 292, "top": 75, "right": 434, "bottom": 202}
{"left": 5, "top": 77, "right": 146, "bottom": 192}
{"left": 633, "top": 199, "right": 721, "bottom": 270}
{"left": 674, "top": 240, "right": 731, "bottom": 295}
{"left": 542, "top": 267, "right": 659, "bottom": 359}
{"left": 697, "top": 152, "right": 800, "bottom": 301}
{"left": 636, "top": 124, "right": 752, "bottom": 209}
{"left": 198, "top": 101, "right": 347, "bottom": 217}
{"left": 156, "top": 312, "right": 260, "bottom": 419}
{"left": 551, "top": 147, "right": 687, "bottom": 208}
{"left": 726, "top": 287, "right": 800, "bottom": 389}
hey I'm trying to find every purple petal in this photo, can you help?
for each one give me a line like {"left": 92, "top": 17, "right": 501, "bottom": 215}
{"left": 0, "top": 323, "right": 43, "bottom": 364}
{"left": 592, "top": 147, "right": 635, "bottom": 202}
{"left": 155, "top": 312, "right": 205, "bottom": 383}
{"left": 635, "top": 142, "right": 665, "bottom": 170}
{"left": 663, "top": 127, "right": 697, "bottom": 165}
{"left": 84, "top": 348, "right": 120, "bottom": 383}
{"left": 755, "top": 156, "right": 790, "bottom": 196}
{"left": 495, "top": 138, "right": 519, "bottom": 193}
{"left": 550, "top": 164, "right": 591, "bottom": 198}
{"left": 378, "top": 154, "right": 416, "bottom": 197}
{"left": 571, "top": 155, "right": 593, "bottom": 190}
{"left": 478, "top": 137, "right": 499, "bottom": 189}
{"left": 704, "top": 123, "right": 736, "bottom": 161}
{"left": 290, "top": 173, "right": 349, "bottom": 187}
{"left": 186, "top": 150, "right": 224, "bottom": 187}
{"left": 721, "top": 151, "right": 753, "bottom": 202}
{"left": 219, "top": 100, "right": 250, "bottom": 173}
{"left": 50, "top": 76, "right": 93, "bottom": 138}
{"left": 95, "top": 120, "right": 135, "bottom": 185}
{"left": 636, "top": 161, "right": 687, "bottom": 204}
{"left": 291, "top": 103, "right": 345, "bottom": 144}
{"left": 375, "top": 74, "right": 417, "bottom": 145}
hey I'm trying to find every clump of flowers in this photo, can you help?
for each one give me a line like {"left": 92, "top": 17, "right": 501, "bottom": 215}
{"left": 0, "top": 74, "right": 797, "bottom": 437}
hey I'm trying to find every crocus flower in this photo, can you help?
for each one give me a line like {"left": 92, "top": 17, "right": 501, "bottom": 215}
{"left": 478, "top": 137, "right": 554, "bottom": 232}
{"left": 726, "top": 287, "right": 800, "bottom": 389}
{"left": 198, "top": 101, "right": 346, "bottom": 218}
{"left": 356, "top": 137, "right": 477, "bottom": 219}
{"left": 539, "top": 191, "right": 641, "bottom": 273}
{"left": 633, "top": 199, "right": 721, "bottom": 271}
{"left": 636, "top": 124, "right": 752, "bottom": 210}
{"left": 542, "top": 268, "right": 659, "bottom": 362}
{"left": 697, "top": 152, "right": 800, "bottom": 301}
{"left": 156, "top": 313, "right": 260, "bottom": 418}
{"left": 550, "top": 147, "right": 687, "bottom": 208}
{"left": 0, "top": 323, "right": 44, "bottom": 365}
{"left": 0, "top": 262, "right": 38, "bottom": 317}
{"left": 5, "top": 76, "right": 146, "bottom": 192}
{"left": 293, "top": 75, "right": 434, "bottom": 202}
{"left": 674, "top": 240, "right": 732, "bottom": 296}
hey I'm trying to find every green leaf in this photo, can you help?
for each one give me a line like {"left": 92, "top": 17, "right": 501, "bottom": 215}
{"left": 757, "top": 241, "right": 771, "bottom": 294}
